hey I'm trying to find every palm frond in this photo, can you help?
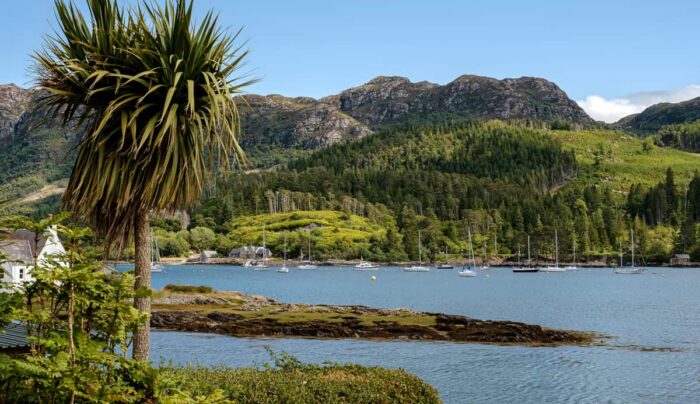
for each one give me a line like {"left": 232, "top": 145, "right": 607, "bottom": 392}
{"left": 34, "top": 0, "right": 256, "bottom": 249}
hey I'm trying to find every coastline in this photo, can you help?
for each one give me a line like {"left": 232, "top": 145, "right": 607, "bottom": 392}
{"left": 150, "top": 289, "right": 605, "bottom": 347}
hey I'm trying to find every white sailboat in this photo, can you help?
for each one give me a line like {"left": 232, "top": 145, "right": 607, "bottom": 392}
{"left": 541, "top": 229, "right": 566, "bottom": 272}
{"left": 405, "top": 231, "right": 429, "bottom": 272}
{"left": 564, "top": 233, "right": 578, "bottom": 270}
{"left": 298, "top": 232, "right": 318, "bottom": 269}
{"left": 458, "top": 229, "right": 477, "bottom": 277}
{"left": 151, "top": 230, "right": 163, "bottom": 272}
{"left": 278, "top": 234, "right": 289, "bottom": 273}
{"left": 514, "top": 235, "right": 539, "bottom": 273}
{"left": 479, "top": 243, "right": 490, "bottom": 270}
{"left": 615, "top": 230, "right": 645, "bottom": 274}
{"left": 253, "top": 224, "right": 270, "bottom": 271}
{"left": 355, "top": 253, "right": 379, "bottom": 270}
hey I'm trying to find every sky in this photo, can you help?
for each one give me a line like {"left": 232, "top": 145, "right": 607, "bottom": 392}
{"left": 1, "top": 0, "right": 699, "bottom": 122}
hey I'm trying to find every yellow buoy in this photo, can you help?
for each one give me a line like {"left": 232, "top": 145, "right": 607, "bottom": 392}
{"left": 370, "top": 276, "right": 377, "bottom": 281}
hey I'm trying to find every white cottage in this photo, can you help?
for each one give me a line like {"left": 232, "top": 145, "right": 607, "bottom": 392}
{"left": 1, "top": 226, "right": 66, "bottom": 285}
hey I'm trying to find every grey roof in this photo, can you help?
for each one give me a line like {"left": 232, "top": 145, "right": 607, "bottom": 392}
{"left": 0, "top": 322, "right": 29, "bottom": 349}
{"left": 1, "top": 228, "right": 48, "bottom": 263}
{"left": 674, "top": 254, "right": 690, "bottom": 259}
{"left": 2, "top": 239, "right": 33, "bottom": 262}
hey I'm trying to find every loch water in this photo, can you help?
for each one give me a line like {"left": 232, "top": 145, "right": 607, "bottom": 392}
{"left": 142, "top": 265, "right": 700, "bottom": 403}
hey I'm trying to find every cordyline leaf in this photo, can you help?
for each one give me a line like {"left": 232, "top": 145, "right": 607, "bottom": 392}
{"left": 33, "top": 0, "right": 257, "bottom": 250}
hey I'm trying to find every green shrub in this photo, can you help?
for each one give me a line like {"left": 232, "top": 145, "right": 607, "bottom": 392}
{"left": 158, "top": 360, "right": 441, "bottom": 403}
{"left": 163, "top": 284, "right": 213, "bottom": 294}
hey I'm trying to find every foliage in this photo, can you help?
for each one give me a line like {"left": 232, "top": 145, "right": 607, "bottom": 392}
{"left": 0, "top": 217, "right": 152, "bottom": 403}
{"left": 655, "top": 120, "right": 700, "bottom": 152}
{"left": 189, "top": 226, "right": 217, "bottom": 252}
{"left": 163, "top": 284, "right": 213, "bottom": 293}
{"left": 158, "top": 355, "right": 441, "bottom": 404}
{"left": 34, "top": 0, "right": 254, "bottom": 248}
{"left": 227, "top": 210, "right": 402, "bottom": 261}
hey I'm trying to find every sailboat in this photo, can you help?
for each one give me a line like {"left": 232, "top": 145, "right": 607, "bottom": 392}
{"left": 479, "top": 243, "right": 490, "bottom": 270}
{"left": 278, "top": 234, "right": 289, "bottom": 273}
{"left": 151, "top": 230, "right": 163, "bottom": 273}
{"left": 298, "top": 232, "right": 318, "bottom": 269}
{"left": 458, "top": 229, "right": 477, "bottom": 277}
{"left": 541, "top": 230, "right": 566, "bottom": 272}
{"left": 253, "top": 224, "right": 271, "bottom": 270}
{"left": 615, "top": 230, "right": 645, "bottom": 274}
{"left": 514, "top": 235, "right": 539, "bottom": 273}
{"left": 564, "top": 233, "right": 578, "bottom": 270}
{"left": 404, "top": 231, "right": 429, "bottom": 272}
{"left": 355, "top": 254, "right": 379, "bottom": 270}
{"left": 437, "top": 245, "right": 454, "bottom": 269}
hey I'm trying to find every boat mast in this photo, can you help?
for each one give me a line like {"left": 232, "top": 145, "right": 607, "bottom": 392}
{"left": 262, "top": 224, "right": 267, "bottom": 264}
{"left": 555, "top": 229, "right": 559, "bottom": 268}
{"left": 418, "top": 230, "right": 422, "bottom": 266}
{"left": 572, "top": 233, "right": 576, "bottom": 266}
{"left": 527, "top": 235, "right": 531, "bottom": 268}
{"left": 631, "top": 229, "right": 635, "bottom": 268}
{"left": 284, "top": 234, "right": 288, "bottom": 267}
{"left": 467, "top": 228, "right": 474, "bottom": 266}
{"left": 494, "top": 233, "right": 498, "bottom": 260}
{"left": 619, "top": 238, "right": 623, "bottom": 267}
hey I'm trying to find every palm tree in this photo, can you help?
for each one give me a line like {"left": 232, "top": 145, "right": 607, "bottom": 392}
{"left": 34, "top": 0, "right": 253, "bottom": 359}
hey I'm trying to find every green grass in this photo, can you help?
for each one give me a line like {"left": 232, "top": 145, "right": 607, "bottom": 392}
{"left": 159, "top": 362, "right": 442, "bottom": 403}
{"left": 551, "top": 129, "right": 699, "bottom": 193}
{"left": 228, "top": 210, "right": 388, "bottom": 258}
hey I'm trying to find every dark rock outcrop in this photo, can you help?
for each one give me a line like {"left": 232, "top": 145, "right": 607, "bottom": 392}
{"left": 151, "top": 309, "right": 597, "bottom": 346}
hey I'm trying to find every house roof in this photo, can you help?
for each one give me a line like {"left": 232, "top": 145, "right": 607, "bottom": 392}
{"left": 0, "top": 322, "right": 29, "bottom": 349}
{"left": 9, "top": 229, "right": 48, "bottom": 255}
{"left": 2, "top": 239, "right": 33, "bottom": 263}
{"left": 1, "top": 229, "right": 49, "bottom": 263}
{"left": 674, "top": 254, "right": 690, "bottom": 259}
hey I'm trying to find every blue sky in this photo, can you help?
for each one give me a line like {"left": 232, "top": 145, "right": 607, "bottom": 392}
{"left": 1, "top": 0, "right": 699, "bottom": 121}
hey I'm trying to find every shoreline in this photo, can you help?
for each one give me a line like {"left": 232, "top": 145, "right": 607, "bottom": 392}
{"left": 150, "top": 289, "right": 605, "bottom": 347}
{"left": 122, "top": 257, "right": 699, "bottom": 269}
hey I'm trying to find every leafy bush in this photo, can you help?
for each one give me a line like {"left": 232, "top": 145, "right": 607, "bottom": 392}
{"left": 158, "top": 356, "right": 441, "bottom": 404}
{"left": 163, "top": 284, "right": 213, "bottom": 294}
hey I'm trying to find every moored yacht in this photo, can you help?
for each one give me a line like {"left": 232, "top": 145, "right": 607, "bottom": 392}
{"left": 514, "top": 235, "right": 539, "bottom": 273}
{"left": 615, "top": 230, "right": 646, "bottom": 275}
{"left": 253, "top": 224, "right": 270, "bottom": 271}
{"left": 458, "top": 228, "right": 477, "bottom": 277}
{"left": 278, "top": 235, "right": 289, "bottom": 273}
{"left": 355, "top": 259, "right": 378, "bottom": 271}
{"left": 404, "top": 231, "right": 429, "bottom": 272}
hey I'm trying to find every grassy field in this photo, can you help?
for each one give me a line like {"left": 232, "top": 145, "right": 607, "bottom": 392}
{"left": 228, "top": 210, "right": 390, "bottom": 257}
{"left": 552, "top": 129, "right": 699, "bottom": 194}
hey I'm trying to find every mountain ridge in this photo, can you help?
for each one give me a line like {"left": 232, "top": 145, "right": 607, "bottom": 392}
{"left": 617, "top": 96, "right": 700, "bottom": 133}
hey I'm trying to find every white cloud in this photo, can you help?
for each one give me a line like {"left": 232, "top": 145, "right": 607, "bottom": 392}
{"left": 577, "top": 85, "right": 700, "bottom": 123}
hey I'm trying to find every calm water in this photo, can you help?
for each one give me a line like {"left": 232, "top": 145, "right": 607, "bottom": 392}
{"left": 143, "top": 265, "right": 700, "bottom": 403}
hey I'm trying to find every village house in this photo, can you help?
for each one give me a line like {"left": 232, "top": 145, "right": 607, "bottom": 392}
{"left": 670, "top": 253, "right": 691, "bottom": 266}
{"left": 1, "top": 226, "right": 66, "bottom": 285}
{"left": 228, "top": 245, "right": 272, "bottom": 259}
{"left": 198, "top": 250, "right": 219, "bottom": 263}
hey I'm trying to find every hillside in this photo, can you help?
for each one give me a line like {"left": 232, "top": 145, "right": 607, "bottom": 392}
{"left": 551, "top": 129, "right": 700, "bottom": 191}
{"left": 239, "top": 74, "right": 594, "bottom": 161}
{"left": 0, "top": 73, "right": 594, "bottom": 208}
{"left": 225, "top": 210, "right": 403, "bottom": 261}
{"left": 617, "top": 97, "right": 700, "bottom": 134}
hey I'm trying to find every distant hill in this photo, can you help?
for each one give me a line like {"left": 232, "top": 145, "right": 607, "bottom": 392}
{"left": 617, "top": 97, "right": 700, "bottom": 134}
{"left": 0, "top": 74, "right": 594, "bottom": 205}
{"left": 240, "top": 74, "right": 594, "bottom": 153}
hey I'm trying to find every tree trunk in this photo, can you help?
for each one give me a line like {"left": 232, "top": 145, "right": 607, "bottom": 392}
{"left": 132, "top": 209, "right": 151, "bottom": 360}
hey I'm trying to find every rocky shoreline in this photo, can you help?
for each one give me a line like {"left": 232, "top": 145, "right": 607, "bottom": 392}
{"left": 150, "top": 290, "right": 602, "bottom": 346}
